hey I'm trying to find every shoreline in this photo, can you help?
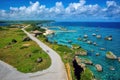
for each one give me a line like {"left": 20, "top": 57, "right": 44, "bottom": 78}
{"left": 1, "top": 22, "right": 120, "bottom": 80}
{"left": 41, "top": 27, "right": 55, "bottom": 36}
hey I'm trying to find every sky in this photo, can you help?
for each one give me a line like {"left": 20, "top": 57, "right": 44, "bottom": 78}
{"left": 0, "top": 0, "right": 120, "bottom": 22}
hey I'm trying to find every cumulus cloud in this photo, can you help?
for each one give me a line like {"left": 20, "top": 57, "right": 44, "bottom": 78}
{"left": 103, "top": 1, "right": 120, "bottom": 18}
{"left": 0, "top": 0, "right": 120, "bottom": 21}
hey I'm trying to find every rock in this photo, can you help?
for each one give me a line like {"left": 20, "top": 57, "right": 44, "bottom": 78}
{"left": 77, "top": 38, "right": 82, "bottom": 41}
{"left": 22, "top": 44, "right": 31, "bottom": 47}
{"left": 100, "top": 48, "right": 106, "bottom": 51}
{"left": 8, "top": 42, "right": 12, "bottom": 45}
{"left": 87, "top": 40, "right": 92, "bottom": 44}
{"left": 79, "top": 63, "right": 86, "bottom": 69}
{"left": 22, "top": 37, "right": 31, "bottom": 42}
{"left": 36, "top": 57, "right": 43, "bottom": 63}
{"left": 84, "top": 59, "right": 93, "bottom": 65}
{"left": 20, "top": 44, "right": 30, "bottom": 49}
{"left": 72, "top": 44, "right": 81, "bottom": 49}
{"left": 11, "top": 39, "right": 17, "bottom": 43}
{"left": 118, "top": 57, "right": 120, "bottom": 62}
{"left": 82, "top": 39, "right": 87, "bottom": 42}
{"left": 75, "top": 56, "right": 82, "bottom": 63}
{"left": 95, "top": 64, "right": 102, "bottom": 72}
{"left": 75, "top": 50, "right": 87, "bottom": 56}
{"left": 92, "top": 33, "right": 96, "bottom": 36}
{"left": 109, "top": 66, "right": 115, "bottom": 71}
{"left": 25, "top": 53, "right": 32, "bottom": 58}
{"left": 28, "top": 54, "right": 32, "bottom": 57}
{"left": 104, "top": 36, "right": 112, "bottom": 41}
{"left": 75, "top": 56, "right": 92, "bottom": 65}
{"left": 4, "top": 45, "right": 12, "bottom": 49}
{"left": 106, "top": 51, "right": 117, "bottom": 59}
{"left": 96, "top": 35, "right": 101, "bottom": 39}
{"left": 68, "top": 40, "right": 72, "bottom": 43}
{"left": 93, "top": 42, "right": 97, "bottom": 46}
{"left": 84, "top": 34, "right": 88, "bottom": 38}
{"left": 80, "top": 51, "right": 87, "bottom": 56}
{"left": 75, "top": 56, "right": 86, "bottom": 68}
{"left": 96, "top": 53, "right": 100, "bottom": 56}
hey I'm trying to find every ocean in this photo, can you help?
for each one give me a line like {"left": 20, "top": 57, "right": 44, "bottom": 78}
{"left": 47, "top": 22, "right": 120, "bottom": 80}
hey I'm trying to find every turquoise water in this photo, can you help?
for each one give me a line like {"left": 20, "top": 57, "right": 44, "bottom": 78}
{"left": 47, "top": 22, "right": 120, "bottom": 80}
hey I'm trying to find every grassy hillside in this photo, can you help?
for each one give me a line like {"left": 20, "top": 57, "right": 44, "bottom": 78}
{"left": 0, "top": 27, "right": 51, "bottom": 73}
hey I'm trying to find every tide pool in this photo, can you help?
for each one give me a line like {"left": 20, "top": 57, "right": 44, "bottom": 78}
{"left": 46, "top": 22, "right": 120, "bottom": 80}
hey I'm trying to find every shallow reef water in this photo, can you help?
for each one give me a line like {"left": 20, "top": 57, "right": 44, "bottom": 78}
{"left": 46, "top": 22, "right": 120, "bottom": 80}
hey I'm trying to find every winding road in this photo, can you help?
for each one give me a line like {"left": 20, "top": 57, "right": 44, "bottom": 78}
{"left": 0, "top": 27, "right": 68, "bottom": 80}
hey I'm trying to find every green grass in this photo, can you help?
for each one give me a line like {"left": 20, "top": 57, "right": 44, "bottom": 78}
{"left": 106, "top": 51, "right": 112, "bottom": 55}
{"left": 25, "top": 24, "right": 45, "bottom": 33}
{"left": 0, "top": 27, "right": 51, "bottom": 73}
{"left": 80, "top": 68, "right": 94, "bottom": 80}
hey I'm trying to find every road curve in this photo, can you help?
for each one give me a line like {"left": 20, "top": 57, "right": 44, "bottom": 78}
{"left": 0, "top": 28, "right": 68, "bottom": 80}
{"left": 22, "top": 28, "right": 68, "bottom": 80}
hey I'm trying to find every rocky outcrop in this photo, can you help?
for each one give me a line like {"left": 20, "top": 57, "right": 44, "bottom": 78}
{"left": 74, "top": 56, "right": 86, "bottom": 69}
{"left": 109, "top": 66, "right": 115, "bottom": 71}
{"left": 75, "top": 49, "right": 87, "bottom": 56}
{"left": 87, "top": 40, "right": 92, "bottom": 44}
{"left": 84, "top": 60, "right": 93, "bottom": 65}
{"left": 96, "top": 53, "right": 100, "bottom": 56}
{"left": 73, "top": 56, "right": 94, "bottom": 80}
{"left": 96, "top": 35, "right": 101, "bottom": 39}
{"left": 11, "top": 39, "right": 17, "bottom": 43}
{"left": 118, "top": 57, "right": 120, "bottom": 62}
{"left": 95, "top": 64, "right": 102, "bottom": 72}
{"left": 20, "top": 44, "right": 31, "bottom": 49}
{"left": 75, "top": 56, "right": 93, "bottom": 66}
{"left": 36, "top": 57, "right": 43, "bottom": 63}
{"left": 72, "top": 44, "right": 81, "bottom": 49}
{"left": 73, "top": 56, "right": 84, "bottom": 80}
{"left": 106, "top": 51, "right": 117, "bottom": 59}
{"left": 22, "top": 36, "right": 31, "bottom": 42}
{"left": 84, "top": 34, "right": 88, "bottom": 38}
{"left": 104, "top": 36, "right": 112, "bottom": 41}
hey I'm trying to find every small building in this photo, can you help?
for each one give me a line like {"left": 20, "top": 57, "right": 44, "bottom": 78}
{"left": 32, "top": 30, "right": 42, "bottom": 37}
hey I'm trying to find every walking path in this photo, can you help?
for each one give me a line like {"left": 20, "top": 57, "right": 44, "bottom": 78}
{"left": 0, "top": 27, "right": 68, "bottom": 80}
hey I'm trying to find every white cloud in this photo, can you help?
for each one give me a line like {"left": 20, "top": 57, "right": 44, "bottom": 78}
{"left": 106, "top": 1, "right": 117, "bottom": 7}
{"left": 0, "top": 0, "right": 120, "bottom": 21}
{"left": 0, "top": 10, "right": 8, "bottom": 19}
{"left": 101, "top": 1, "right": 120, "bottom": 19}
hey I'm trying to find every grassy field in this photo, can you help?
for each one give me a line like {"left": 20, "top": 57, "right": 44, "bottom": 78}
{"left": 0, "top": 27, "right": 51, "bottom": 73}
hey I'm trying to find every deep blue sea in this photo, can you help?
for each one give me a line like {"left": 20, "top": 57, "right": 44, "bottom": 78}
{"left": 47, "top": 22, "right": 120, "bottom": 80}
{"left": 0, "top": 23, "right": 10, "bottom": 26}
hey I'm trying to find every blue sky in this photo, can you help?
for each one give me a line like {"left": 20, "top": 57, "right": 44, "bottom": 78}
{"left": 0, "top": 0, "right": 120, "bottom": 21}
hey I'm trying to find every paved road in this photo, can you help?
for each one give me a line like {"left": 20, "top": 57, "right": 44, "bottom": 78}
{"left": 0, "top": 28, "right": 68, "bottom": 80}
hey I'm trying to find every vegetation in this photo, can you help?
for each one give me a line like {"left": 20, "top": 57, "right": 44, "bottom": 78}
{"left": 80, "top": 68, "right": 94, "bottom": 80}
{"left": 106, "top": 51, "right": 112, "bottom": 55}
{"left": 0, "top": 27, "right": 9, "bottom": 31}
{"left": 0, "top": 27, "right": 51, "bottom": 73}
{"left": 26, "top": 24, "right": 46, "bottom": 32}
{"left": 0, "top": 20, "right": 55, "bottom": 25}
{"left": 37, "top": 35, "right": 94, "bottom": 80}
